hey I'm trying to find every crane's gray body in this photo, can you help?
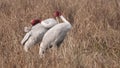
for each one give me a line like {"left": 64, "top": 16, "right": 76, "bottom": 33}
{"left": 21, "top": 18, "right": 58, "bottom": 52}
{"left": 39, "top": 16, "right": 72, "bottom": 55}
{"left": 41, "top": 23, "right": 71, "bottom": 49}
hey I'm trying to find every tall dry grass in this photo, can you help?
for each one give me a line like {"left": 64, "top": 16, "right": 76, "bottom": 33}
{"left": 0, "top": 0, "right": 120, "bottom": 68}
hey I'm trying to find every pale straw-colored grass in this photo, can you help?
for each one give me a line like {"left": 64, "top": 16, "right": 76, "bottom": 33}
{"left": 0, "top": 0, "right": 120, "bottom": 68}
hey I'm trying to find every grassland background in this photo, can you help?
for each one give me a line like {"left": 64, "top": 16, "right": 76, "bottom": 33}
{"left": 0, "top": 0, "right": 120, "bottom": 68}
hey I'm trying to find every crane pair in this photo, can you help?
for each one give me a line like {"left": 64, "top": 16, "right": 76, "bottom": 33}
{"left": 21, "top": 11, "right": 72, "bottom": 57}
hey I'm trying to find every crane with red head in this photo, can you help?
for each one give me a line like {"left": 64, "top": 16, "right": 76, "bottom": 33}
{"left": 21, "top": 14, "right": 59, "bottom": 52}
{"left": 39, "top": 11, "right": 72, "bottom": 57}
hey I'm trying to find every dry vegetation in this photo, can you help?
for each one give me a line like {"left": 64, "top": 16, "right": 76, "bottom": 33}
{"left": 0, "top": 0, "right": 120, "bottom": 68}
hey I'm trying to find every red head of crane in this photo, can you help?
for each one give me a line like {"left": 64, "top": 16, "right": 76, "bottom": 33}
{"left": 31, "top": 19, "right": 41, "bottom": 26}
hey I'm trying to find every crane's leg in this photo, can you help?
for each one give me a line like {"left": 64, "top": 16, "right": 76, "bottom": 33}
{"left": 51, "top": 42, "right": 59, "bottom": 57}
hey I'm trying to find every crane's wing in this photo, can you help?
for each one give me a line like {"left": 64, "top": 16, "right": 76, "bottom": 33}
{"left": 41, "top": 18, "right": 58, "bottom": 28}
{"left": 54, "top": 30, "right": 67, "bottom": 47}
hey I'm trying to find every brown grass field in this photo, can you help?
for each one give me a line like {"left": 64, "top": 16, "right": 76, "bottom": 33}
{"left": 0, "top": 0, "right": 120, "bottom": 68}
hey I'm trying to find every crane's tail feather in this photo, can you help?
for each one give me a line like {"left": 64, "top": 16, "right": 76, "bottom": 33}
{"left": 21, "top": 32, "right": 31, "bottom": 45}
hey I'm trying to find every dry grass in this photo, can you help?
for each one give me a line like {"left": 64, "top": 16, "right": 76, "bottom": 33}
{"left": 0, "top": 0, "right": 120, "bottom": 68}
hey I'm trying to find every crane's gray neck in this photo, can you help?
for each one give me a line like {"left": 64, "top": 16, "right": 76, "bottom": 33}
{"left": 60, "top": 15, "right": 70, "bottom": 25}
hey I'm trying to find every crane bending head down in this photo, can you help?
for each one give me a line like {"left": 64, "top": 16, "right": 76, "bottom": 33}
{"left": 24, "top": 19, "right": 41, "bottom": 33}
{"left": 21, "top": 18, "right": 58, "bottom": 52}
